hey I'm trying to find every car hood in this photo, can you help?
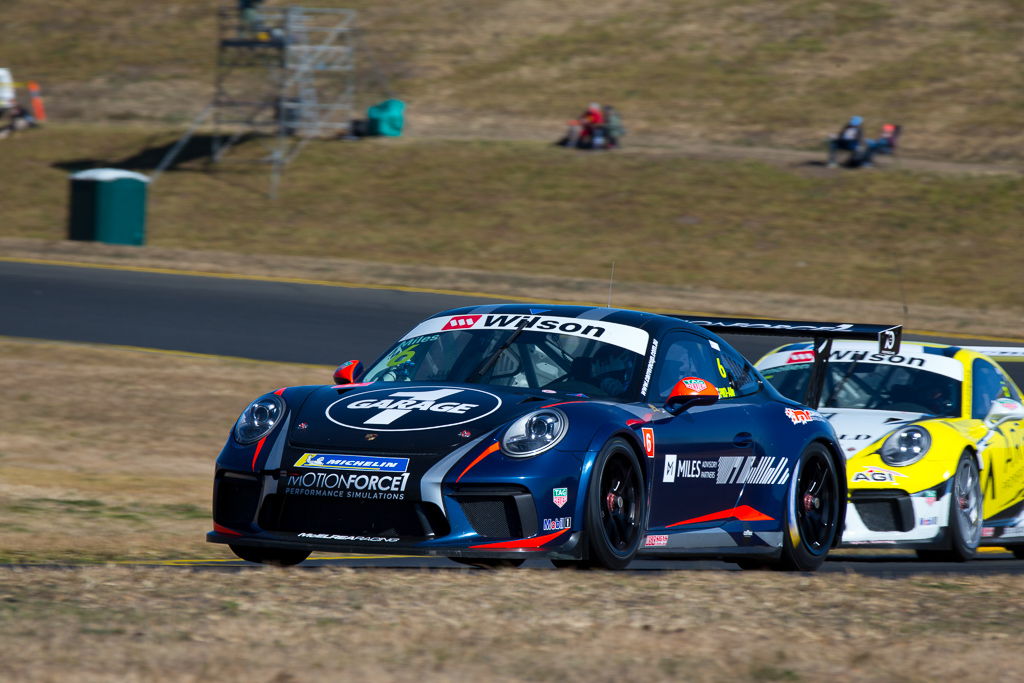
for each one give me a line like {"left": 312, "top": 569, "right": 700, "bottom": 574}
{"left": 287, "top": 383, "right": 564, "bottom": 455}
{"left": 818, "top": 408, "right": 928, "bottom": 458}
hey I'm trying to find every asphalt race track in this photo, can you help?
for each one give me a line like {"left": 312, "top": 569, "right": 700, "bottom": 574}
{"left": 4, "top": 258, "right": 1024, "bottom": 576}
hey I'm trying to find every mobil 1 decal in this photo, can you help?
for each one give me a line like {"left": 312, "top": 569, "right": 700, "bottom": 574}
{"left": 326, "top": 386, "right": 502, "bottom": 431}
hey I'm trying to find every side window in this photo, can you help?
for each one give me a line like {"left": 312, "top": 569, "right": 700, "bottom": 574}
{"left": 718, "top": 345, "right": 761, "bottom": 397}
{"left": 972, "top": 359, "right": 1013, "bottom": 419}
{"left": 649, "top": 332, "right": 720, "bottom": 403}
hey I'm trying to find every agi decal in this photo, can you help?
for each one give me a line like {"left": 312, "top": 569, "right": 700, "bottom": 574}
{"left": 326, "top": 386, "right": 502, "bottom": 432}
{"left": 293, "top": 453, "right": 409, "bottom": 473}
{"left": 543, "top": 517, "right": 572, "bottom": 531}
{"left": 553, "top": 487, "right": 568, "bottom": 508}
{"left": 644, "top": 535, "right": 668, "bottom": 547}
{"left": 716, "top": 456, "right": 790, "bottom": 486}
{"left": 641, "top": 427, "right": 656, "bottom": 458}
{"left": 918, "top": 517, "right": 938, "bottom": 526}
{"left": 851, "top": 466, "right": 907, "bottom": 484}
{"left": 285, "top": 470, "right": 411, "bottom": 500}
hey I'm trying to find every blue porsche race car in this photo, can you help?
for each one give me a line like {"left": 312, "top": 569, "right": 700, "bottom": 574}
{"left": 208, "top": 305, "right": 902, "bottom": 570}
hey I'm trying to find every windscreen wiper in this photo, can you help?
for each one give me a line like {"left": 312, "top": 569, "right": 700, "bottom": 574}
{"left": 466, "top": 320, "right": 528, "bottom": 383}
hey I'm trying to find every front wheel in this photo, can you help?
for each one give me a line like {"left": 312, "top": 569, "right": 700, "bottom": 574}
{"left": 776, "top": 443, "right": 840, "bottom": 571}
{"left": 583, "top": 437, "right": 645, "bottom": 570}
{"left": 916, "top": 452, "right": 981, "bottom": 562}
{"left": 229, "top": 544, "right": 311, "bottom": 566}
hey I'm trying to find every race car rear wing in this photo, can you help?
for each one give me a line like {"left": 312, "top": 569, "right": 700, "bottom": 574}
{"left": 671, "top": 315, "right": 903, "bottom": 408}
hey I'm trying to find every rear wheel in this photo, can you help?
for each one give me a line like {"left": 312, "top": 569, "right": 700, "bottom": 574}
{"left": 1010, "top": 546, "right": 1024, "bottom": 560}
{"left": 776, "top": 443, "right": 840, "bottom": 571}
{"left": 583, "top": 437, "right": 644, "bottom": 570}
{"left": 915, "top": 452, "right": 981, "bottom": 562}
{"left": 450, "top": 558, "right": 525, "bottom": 569}
{"left": 229, "top": 544, "right": 311, "bottom": 566}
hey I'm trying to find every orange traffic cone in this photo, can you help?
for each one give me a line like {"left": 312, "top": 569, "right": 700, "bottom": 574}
{"left": 27, "top": 81, "right": 46, "bottom": 122}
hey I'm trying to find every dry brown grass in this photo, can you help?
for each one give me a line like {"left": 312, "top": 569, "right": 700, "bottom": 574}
{"left": 4, "top": 331, "right": 1024, "bottom": 681}
{"left": 4, "top": 1, "right": 1023, "bottom": 161}
{"left": 2, "top": 567, "right": 1024, "bottom": 681}
{"left": 0, "top": 337, "right": 326, "bottom": 563}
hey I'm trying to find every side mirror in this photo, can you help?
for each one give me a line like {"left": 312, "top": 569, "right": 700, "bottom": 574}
{"left": 984, "top": 398, "right": 1024, "bottom": 429}
{"left": 665, "top": 377, "right": 719, "bottom": 415}
{"left": 333, "top": 360, "right": 364, "bottom": 385}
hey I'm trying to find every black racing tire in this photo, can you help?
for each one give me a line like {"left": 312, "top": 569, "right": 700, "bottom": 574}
{"left": 229, "top": 544, "right": 311, "bottom": 566}
{"left": 1011, "top": 546, "right": 1024, "bottom": 560}
{"left": 583, "top": 437, "right": 645, "bottom": 570}
{"left": 776, "top": 442, "right": 840, "bottom": 572}
{"left": 915, "top": 452, "right": 981, "bottom": 562}
{"left": 449, "top": 558, "right": 525, "bottom": 569}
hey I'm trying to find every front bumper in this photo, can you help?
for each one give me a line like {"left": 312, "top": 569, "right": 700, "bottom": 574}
{"left": 841, "top": 487, "right": 951, "bottom": 548}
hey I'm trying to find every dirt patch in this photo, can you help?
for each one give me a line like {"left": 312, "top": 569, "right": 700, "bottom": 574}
{"left": 4, "top": 237, "right": 1024, "bottom": 340}
{"left": 2, "top": 566, "right": 1023, "bottom": 681}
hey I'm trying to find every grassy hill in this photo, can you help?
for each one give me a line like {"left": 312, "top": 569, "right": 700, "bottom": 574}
{"left": 4, "top": 0, "right": 1023, "bottom": 161}
{"left": 1, "top": 1, "right": 1022, "bottom": 327}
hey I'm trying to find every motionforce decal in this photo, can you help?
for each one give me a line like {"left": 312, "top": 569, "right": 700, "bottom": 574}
{"left": 662, "top": 454, "right": 790, "bottom": 486}
{"left": 400, "top": 313, "right": 651, "bottom": 355}
{"left": 785, "top": 407, "right": 821, "bottom": 424}
{"left": 325, "top": 386, "right": 502, "bottom": 432}
{"left": 285, "top": 470, "right": 411, "bottom": 500}
{"left": 292, "top": 453, "right": 409, "bottom": 473}
{"left": 644, "top": 535, "right": 668, "bottom": 547}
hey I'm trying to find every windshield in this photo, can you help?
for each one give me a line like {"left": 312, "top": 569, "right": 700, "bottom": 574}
{"left": 760, "top": 361, "right": 961, "bottom": 417}
{"left": 362, "top": 329, "right": 644, "bottom": 400}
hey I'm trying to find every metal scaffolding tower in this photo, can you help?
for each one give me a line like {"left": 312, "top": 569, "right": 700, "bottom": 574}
{"left": 154, "top": 6, "right": 358, "bottom": 197}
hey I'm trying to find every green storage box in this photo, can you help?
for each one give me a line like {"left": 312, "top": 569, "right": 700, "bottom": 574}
{"left": 366, "top": 99, "right": 405, "bottom": 137}
{"left": 68, "top": 168, "right": 150, "bottom": 245}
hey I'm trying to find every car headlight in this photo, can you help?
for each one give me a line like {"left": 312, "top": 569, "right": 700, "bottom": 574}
{"left": 879, "top": 426, "right": 931, "bottom": 466}
{"left": 233, "top": 395, "right": 286, "bottom": 444}
{"left": 501, "top": 408, "right": 568, "bottom": 457}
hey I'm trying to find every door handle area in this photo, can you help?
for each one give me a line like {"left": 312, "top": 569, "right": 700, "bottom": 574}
{"left": 733, "top": 432, "right": 753, "bottom": 447}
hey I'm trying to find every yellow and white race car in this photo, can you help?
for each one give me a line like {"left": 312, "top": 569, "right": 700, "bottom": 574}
{"left": 755, "top": 341, "right": 1024, "bottom": 560}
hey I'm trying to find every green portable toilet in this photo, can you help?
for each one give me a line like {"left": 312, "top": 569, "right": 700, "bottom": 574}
{"left": 366, "top": 99, "right": 405, "bottom": 137}
{"left": 67, "top": 168, "right": 150, "bottom": 245}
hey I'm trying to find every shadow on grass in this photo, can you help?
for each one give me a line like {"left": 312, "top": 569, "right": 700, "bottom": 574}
{"left": 51, "top": 133, "right": 261, "bottom": 173}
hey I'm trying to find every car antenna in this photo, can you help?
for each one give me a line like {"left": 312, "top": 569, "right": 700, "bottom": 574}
{"left": 607, "top": 260, "right": 615, "bottom": 307}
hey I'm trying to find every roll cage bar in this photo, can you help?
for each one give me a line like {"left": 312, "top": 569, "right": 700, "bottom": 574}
{"left": 670, "top": 316, "right": 903, "bottom": 409}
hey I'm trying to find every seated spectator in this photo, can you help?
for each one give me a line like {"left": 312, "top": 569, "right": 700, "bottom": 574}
{"left": 861, "top": 123, "right": 901, "bottom": 166}
{"left": 827, "top": 115, "right": 864, "bottom": 167}
{"left": 556, "top": 102, "right": 617, "bottom": 150}
{"left": 601, "top": 104, "right": 625, "bottom": 148}
{"left": 0, "top": 103, "right": 37, "bottom": 140}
